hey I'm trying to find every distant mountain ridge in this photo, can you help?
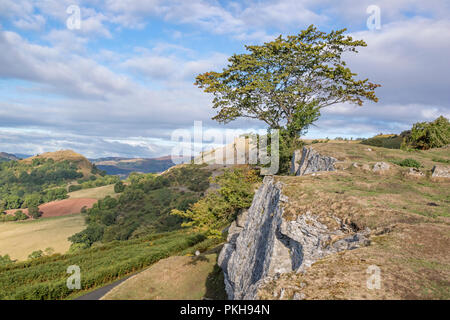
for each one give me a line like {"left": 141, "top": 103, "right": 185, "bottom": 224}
{"left": 0, "top": 152, "right": 20, "bottom": 161}
{"left": 91, "top": 156, "right": 177, "bottom": 177}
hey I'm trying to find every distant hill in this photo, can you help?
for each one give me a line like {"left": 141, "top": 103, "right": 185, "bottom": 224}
{"left": 91, "top": 156, "right": 177, "bottom": 177}
{"left": 0, "top": 152, "right": 20, "bottom": 161}
{"left": 22, "top": 150, "right": 94, "bottom": 177}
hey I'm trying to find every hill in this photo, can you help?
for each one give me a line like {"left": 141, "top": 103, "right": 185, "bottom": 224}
{"left": 219, "top": 142, "right": 450, "bottom": 300}
{"left": 0, "top": 152, "right": 19, "bottom": 162}
{"left": 91, "top": 156, "right": 176, "bottom": 177}
{"left": 0, "top": 150, "right": 110, "bottom": 211}
{"left": 22, "top": 150, "right": 94, "bottom": 177}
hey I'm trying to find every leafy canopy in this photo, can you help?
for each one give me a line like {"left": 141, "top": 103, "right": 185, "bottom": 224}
{"left": 195, "top": 25, "right": 380, "bottom": 136}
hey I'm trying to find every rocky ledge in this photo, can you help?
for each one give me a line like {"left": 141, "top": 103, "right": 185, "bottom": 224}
{"left": 219, "top": 173, "right": 370, "bottom": 300}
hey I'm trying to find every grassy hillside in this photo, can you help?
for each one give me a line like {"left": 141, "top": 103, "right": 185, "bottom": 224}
{"left": 0, "top": 230, "right": 206, "bottom": 300}
{"left": 102, "top": 253, "right": 226, "bottom": 300}
{"left": 0, "top": 150, "right": 110, "bottom": 211}
{"left": 0, "top": 214, "right": 85, "bottom": 261}
{"left": 258, "top": 142, "right": 450, "bottom": 300}
{"left": 68, "top": 184, "right": 117, "bottom": 200}
{"left": 68, "top": 164, "right": 213, "bottom": 246}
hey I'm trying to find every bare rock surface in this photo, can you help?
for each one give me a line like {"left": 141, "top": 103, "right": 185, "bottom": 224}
{"left": 432, "top": 165, "right": 450, "bottom": 178}
{"left": 291, "top": 147, "right": 337, "bottom": 176}
{"left": 218, "top": 176, "right": 370, "bottom": 300}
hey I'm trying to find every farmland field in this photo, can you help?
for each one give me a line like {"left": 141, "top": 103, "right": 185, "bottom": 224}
{"left": 0, "top": 214, "right": 85, "bottom": 261}
{"left": 68, "top": 184, "right": 117, "bottom": 200}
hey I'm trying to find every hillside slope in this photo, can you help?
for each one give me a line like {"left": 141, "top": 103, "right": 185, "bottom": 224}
{"left": 220, "top": 142, "right": 449, "bottom": 300}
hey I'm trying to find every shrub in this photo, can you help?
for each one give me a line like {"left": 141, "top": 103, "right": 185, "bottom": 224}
{"left": 0, "top": 254, "right": 14, "bottom": 266}
{"left": 171, "top": 167, "right": 260, "bottom": 238}
{"left": 361, "top": 134, "right": 403, "bottom": 149}
{"left": 403, "top": 116, "right": 450, "bottom": 150}
{"left": 28, "top": 205, "right": 42, "bottom": 219}
{"left": 14, "top": 210, "right": 29, "bottom": 220}
{"left": 114, "top": 181, "right": 125, "bottom": 193}
{"left": 28, "top": 250, "right": 43, "bottom": 260}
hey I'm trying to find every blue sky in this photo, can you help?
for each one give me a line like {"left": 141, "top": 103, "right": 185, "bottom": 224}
{"left": 0, "top": 0, "right": 449, "bottom": 158}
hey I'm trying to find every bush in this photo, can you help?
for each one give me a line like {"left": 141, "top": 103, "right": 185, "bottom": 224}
{"left": 28, "top": 250, "right": 43, "bottom": 260}
{"left": 114, "top": 181, "right": 125, "bottom": 193}
{"left": 0, "top": 254, "right": 14, "bottom": 266}
{"left": 171, "top": 167, "right": 260, "bottom": 238}
{"left": 392, "top": 158, "right": 422, "bottom": 168}
{"left": 28, "top": 205, "right": 42, "bottom": 219}
{"left": 403, "top": 116, "right": 450, "bottom": 150}
{"left": 361, "top": 134, "right": 403, "bottom": 149}
{"left": 14, "top": 210, "right": 29, "bottom": 221}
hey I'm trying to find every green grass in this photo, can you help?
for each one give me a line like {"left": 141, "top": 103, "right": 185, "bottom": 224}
{"left": 0, "top": 230, "right": 205, "bottom": 300}
{"left": 68, "top": 184, "right": 117, "bottom": 199}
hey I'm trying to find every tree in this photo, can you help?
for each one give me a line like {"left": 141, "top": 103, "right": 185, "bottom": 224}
{"left": 28, "top": 205, "right": 42, "bottom": 219}
{"left": 114, "top": 181, "right": 125, "bottom": 193}
{"left": 195, "top": 25, "right": 380, "bottom": 138}
{"left": 402, "top": 116, "right": 450, "bottom": 150}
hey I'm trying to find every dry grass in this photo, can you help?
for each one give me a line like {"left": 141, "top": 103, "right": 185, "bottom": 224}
{"left": 68, "top": 184, "right": 118, "bottom": 199}
{"left": 0, "top": 214, "right": 85, "bottom": 261}
{"left": 101, "top": 253, "right": 226, "bottom": 300}
{"left": 258, "top": 142, "right": 450, "bottom": 300}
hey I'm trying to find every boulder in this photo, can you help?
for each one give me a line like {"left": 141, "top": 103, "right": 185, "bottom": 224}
{"left": 290, "top": 147, "right": 337, "bottom": 176}
{"left": 372, "top": 162, "right": 390, "bottom": 173}
{"left": 406, "top": 167, "right": 424, "bottom": 177}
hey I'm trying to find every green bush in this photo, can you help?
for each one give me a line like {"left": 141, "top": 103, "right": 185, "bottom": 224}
{"left": 0, "top": 231, "right": 204, "bottom": 300}
{"left": 28, "top": 205, "right": 42, "bottom": 219}
{"left": 403, "top": 116, "right": 450, "bottom": 150}
{"left": 114, "top": 181, "right": 125, "bottom": 193}
{"left": 391, "top": 158, "right": 422, "bottom": 168}
{"left": 361, "top": 134, "right": 403, "bottom": 149}
{"left": 28, "top": 250, "right": 43, "bottom": 260}
{"left": 14, "top": 210, "right": 29, "bottom": 221}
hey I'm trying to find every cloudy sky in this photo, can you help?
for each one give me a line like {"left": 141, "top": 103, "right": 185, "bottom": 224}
{"left": 0, "top": 0, "right": 449, "bottom": 158}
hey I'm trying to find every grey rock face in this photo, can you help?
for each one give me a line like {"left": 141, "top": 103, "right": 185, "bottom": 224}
{"left": 219, "top": 176, "right": 370, "bottom": 300}
{"left": 291, "top": 147, "right": 337, "bottom": 176}
{"left": 432, "top": 165, "right": 450, "bottom": 178}
{"left": 372, "top": 162, "right": 390, "bottom": 173}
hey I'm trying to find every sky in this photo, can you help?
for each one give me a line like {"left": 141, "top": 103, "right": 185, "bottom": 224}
{"left": 0, "top": 0, "right": 449, "bottom": 158}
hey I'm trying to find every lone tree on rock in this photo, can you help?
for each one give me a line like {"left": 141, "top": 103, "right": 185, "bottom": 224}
{"left": 195, "top": 25, "right": 380, "bottom": 138}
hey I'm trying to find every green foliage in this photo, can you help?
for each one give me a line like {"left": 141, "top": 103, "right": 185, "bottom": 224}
{"left": 28, "top": 205, "right": 42, "bottom": 219}
{"left": 171, "top": 167, "right": 260, "bottom": 238}
{"left": 28, "top": 250, "right": 43, "bottom": 260}
{"left": 0, "top": 254, "right": 14, "bottom": 266}
{"left": 391, "top": 158, "right": 422, "bottom": 169}
{"left": 0, "top": 158, "right": 119, "bottom": 212}
{"left": 361, "top": 134, "right": 403, "bottom": 149}
{"left": 114, "top": 181, "right": 125, "bottom": 193}
{"left": 195, "top": 25, "right": 379, "bottom": 136}
{"left": 14, "top": 210, "right": 28, "bottom": 221}
{"left": 0, "top": 158, "right": 79, "bottom": 210}
{"left": 403, "top": 116, "right": 450, "bottom": 150}
{"left": 0, "top": 231, "right": 205, "bottom": 300}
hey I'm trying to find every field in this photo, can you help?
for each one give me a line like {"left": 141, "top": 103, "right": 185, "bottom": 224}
{"left": 5, "top": 198, "right": 97, "bottom": 218}
{"left": 102, "top": 253, "right": 226, "bottom": 300}
{"left": 0, "top": 214, "right": 85, "bottom": 261}
{"left": 68, "top": 184, "right": 117, "bottom": 200}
